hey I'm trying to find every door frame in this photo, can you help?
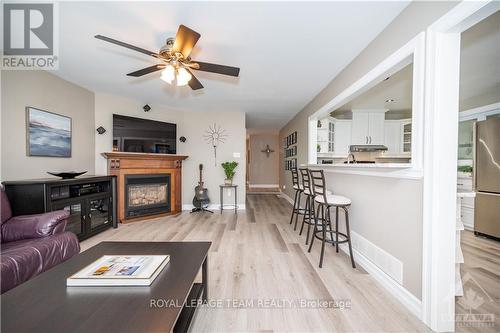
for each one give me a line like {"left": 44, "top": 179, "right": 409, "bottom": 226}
{"left": 421, "top": 1, "right": 500, "bottom": 331}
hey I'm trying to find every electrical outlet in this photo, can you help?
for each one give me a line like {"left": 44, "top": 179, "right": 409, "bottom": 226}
{"left": 233, "top": 152, "right": 241, "bottom": 158}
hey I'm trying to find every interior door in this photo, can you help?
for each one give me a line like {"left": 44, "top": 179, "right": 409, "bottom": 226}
{"left": 351, "top": 113, "right": 369, "bottom": 145}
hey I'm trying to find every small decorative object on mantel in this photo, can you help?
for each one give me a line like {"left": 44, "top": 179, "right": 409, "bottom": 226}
{"left": 26, "top": 107, "right": 71, "bottom": 157}
{"left": 204, "top": 123, "right": 228, "bottom": 166}
{"left": 261, "top": 144, "right": 275, "bottom": 157}
{"left": 221, "top": 161, "right": 238, "bottom": 185}
{"left": 47, "top": 171, "right": 87, "bottom": 179}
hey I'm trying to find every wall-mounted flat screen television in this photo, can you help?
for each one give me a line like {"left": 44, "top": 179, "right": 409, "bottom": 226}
{"left": 112, "top": 114, "right": 176, "bottom": 154}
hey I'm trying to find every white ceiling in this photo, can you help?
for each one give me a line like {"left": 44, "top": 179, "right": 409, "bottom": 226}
{"left": 459, "top": 10, "right": 500, "bottom": 111}
{"left": 334, "top": 63, "right": 413, "bottom": 116}
{"left": 53, "top": 1, "right": 409, "bottom": 129}
{"left": 329, "top": 9, "right": 500, "bottom": 118}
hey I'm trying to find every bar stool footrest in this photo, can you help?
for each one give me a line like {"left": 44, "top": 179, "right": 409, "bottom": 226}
{"left": 313, "top": 230, "right": 350, "bottom": 245}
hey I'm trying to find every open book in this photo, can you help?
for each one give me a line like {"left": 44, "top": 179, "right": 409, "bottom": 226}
{"left": 67, "top": 255, "right": 170, "bottom": 286}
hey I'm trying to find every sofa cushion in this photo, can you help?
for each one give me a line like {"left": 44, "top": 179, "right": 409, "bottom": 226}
{"left": 1, "top": 232, "right": 80, "bottom": 293}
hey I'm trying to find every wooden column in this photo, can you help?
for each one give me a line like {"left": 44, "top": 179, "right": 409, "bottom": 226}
{"left": 102, "top": 152, "right": 188, "bottom": 223}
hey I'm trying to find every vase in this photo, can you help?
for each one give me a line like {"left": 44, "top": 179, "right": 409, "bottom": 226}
{"left": 224, "top": 178, "right": 233, "bottom": 185}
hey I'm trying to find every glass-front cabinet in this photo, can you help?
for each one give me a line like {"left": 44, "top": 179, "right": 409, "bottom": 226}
{"left": 402, "top": 121, "right": 412, "bottom": 153}
{"left": 52, "top": 201, "right": 85, "bottom": 238}
{"left": 89, "top": 196, "right": 112, "bottom": 232}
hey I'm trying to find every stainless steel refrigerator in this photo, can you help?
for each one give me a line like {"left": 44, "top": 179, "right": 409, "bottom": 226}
{"left": 474, "top": 117, "right": 500, "bottom": 239}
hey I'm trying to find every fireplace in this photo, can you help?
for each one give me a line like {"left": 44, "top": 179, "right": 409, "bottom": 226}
{"left": 125, "top": 174, "right": 171, "bottom": 218}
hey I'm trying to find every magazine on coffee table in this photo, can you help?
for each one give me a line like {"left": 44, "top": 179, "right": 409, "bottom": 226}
{"left": 67, "top": 255, "right": 170, "bottom": 286}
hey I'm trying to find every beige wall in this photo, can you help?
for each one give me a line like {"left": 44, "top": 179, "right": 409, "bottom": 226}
{"left": 279, "top": 1, "right": 458, "bottom": 299}
{"left": 248, "top": 131, "right": 279, "bottom": 186}
{"left": 1, "top": 70, "right": 95, "bottom": 180}
{"left": 94, "top": 93, "right": 246, "bottom": 207}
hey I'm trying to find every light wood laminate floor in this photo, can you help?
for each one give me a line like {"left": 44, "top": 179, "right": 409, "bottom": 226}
{"left": 456, "top": 231, "right": 500, "bottom": 332}
{"left": 81, "top": 194, "right": 429, "bottom": 332}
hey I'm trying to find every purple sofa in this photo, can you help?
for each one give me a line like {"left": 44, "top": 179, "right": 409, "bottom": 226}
{"left": 1, "top": 189, "right": 80, "bottom": 293}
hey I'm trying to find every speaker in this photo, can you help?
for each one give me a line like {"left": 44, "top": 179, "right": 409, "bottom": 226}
{"left": 96, "top": 126, "right": 106, "bottom": 135}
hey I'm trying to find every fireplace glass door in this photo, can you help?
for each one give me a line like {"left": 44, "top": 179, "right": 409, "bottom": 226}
{"left": 125, "top": 174, "right": 171, "bottom": 218}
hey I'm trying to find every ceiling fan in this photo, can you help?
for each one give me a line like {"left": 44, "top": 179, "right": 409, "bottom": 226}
{"left": 95, "top": 25, "right": 240, "bottom": 90}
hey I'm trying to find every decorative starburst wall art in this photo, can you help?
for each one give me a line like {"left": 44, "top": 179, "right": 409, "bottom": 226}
{"left": 203, "top": 123, "right": 228, "bottom": 166}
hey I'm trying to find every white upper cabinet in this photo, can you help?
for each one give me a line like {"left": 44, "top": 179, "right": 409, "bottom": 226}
{"left": 317, "top": 117, "right": 352, "bottom": 156}
{"left": 334, "top": 120, "right": 352, "bottom": 155}
{"left": 351, "top": 112, "right": 369, "bottom": 144}
{"left": 384, "top": 121, "right": 401, "bottom": 153}
{"left": 351, "top": 110, "right": 387, "bottom": 145}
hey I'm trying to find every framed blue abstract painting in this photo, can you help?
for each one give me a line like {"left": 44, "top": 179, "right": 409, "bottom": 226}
{"left": 26, "top": 107, "right": 72, "bottom": 157}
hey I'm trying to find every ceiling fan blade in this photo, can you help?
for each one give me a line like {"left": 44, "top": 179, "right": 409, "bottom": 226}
{"left": 172, "top": 25, "right": 201, "bottom": 58}
{"left": 95, "top": 35, "right": 158, "bottom": 57}
{"left": 126, "top": 64, "right": 165, "bottom": 77}
{"left": 193, "top": 61, "right": 240, "bottom": 77}
{"left": 187, "top": 69, "right": 204, "bottom": 90}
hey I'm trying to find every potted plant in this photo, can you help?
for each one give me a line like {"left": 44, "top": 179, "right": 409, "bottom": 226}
{"left": 317, "top": 144, "right": 321, "bottom": 152}
{"left": 221, "top": 161, "right": 238, "bottom": 185}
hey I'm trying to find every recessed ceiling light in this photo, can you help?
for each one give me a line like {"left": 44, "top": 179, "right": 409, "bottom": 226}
{"left": 385, "top": 99, "right": 395, "bottom": 103}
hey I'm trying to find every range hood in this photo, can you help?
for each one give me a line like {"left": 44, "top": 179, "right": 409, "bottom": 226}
{"left": 349, "top": 145, "right": 388, "bottom": 152}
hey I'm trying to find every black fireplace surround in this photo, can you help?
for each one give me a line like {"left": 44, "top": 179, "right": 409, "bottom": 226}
{"left": 125, "top": 174, "right": 171, "bottom": 218}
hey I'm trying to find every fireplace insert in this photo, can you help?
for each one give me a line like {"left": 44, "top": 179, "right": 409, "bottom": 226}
{"left": 125, "top": 174, "right": 171, "bottom": 218}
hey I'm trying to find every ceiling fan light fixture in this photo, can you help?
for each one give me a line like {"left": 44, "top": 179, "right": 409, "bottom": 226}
{"left": 160, "top": 64, "right": 175, "bottom": 84}
{"left": 176, "top": 67, "right": 192, "bottom": 86}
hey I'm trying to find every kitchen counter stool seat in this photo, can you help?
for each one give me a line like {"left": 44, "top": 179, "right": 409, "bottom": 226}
{"left": 308, "top": 169, "right": 356, "bottom": 269}
{"left": 314, "top": 194, "right": 351, "bottom": 206}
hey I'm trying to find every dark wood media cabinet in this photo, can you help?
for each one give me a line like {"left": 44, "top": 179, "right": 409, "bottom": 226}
{"left": 2, "top": 176, "right": 117, "bottom": 241}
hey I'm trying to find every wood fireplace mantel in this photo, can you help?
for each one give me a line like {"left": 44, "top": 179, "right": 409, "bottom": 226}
{"left": 102, "top": 152, "right": 188, "bottom": 223}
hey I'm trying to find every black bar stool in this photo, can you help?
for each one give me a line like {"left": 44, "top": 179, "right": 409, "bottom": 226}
{"left": 298, "top": 168, "right": 315, "bottom": 244}
{"left": 289, "top": 167, "right": 305, "bottom": 228}
{"left": 308, "top": 169, "right": 356, "bottom": 269}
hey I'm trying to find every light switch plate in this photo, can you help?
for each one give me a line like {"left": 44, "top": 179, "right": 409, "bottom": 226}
{"left": 233, "top": 152, "right": 241, "bottom": 158}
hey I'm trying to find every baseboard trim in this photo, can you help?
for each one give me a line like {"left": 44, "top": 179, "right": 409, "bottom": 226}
{"left": 463, "top": 223, "right": 474, "bottom": 231}
{"left": 278, "top": 193, "right": 294, "bottom": 205}
{"left": 338, "top": 243, "right": 422, "bottom": 320}
{"left": 248, "top": 184, "right": 280, "bottom": 188}
{"left": 182, "top": 204, "right": 246, "bottom": 211}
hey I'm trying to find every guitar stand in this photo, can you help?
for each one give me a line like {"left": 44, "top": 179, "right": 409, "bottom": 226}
{"left": 190, "top": 207, "right": 214, "bottom": 214}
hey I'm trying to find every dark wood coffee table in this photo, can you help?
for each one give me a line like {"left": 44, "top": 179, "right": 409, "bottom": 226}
{"left": 1, "top": 241, "right": 211, "bottom": 333}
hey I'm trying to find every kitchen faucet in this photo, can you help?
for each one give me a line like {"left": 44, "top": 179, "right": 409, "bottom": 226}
{"left": 347, "top": 153, "right": 356, "bottom": 164}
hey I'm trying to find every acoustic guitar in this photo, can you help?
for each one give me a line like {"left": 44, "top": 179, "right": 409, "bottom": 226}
{"left": 191, "top": 164, "right": 212, "bottom": 213}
